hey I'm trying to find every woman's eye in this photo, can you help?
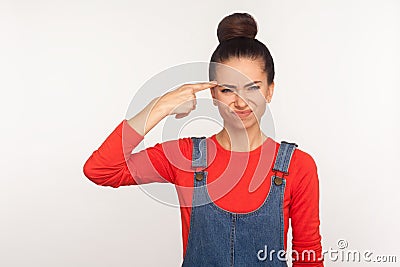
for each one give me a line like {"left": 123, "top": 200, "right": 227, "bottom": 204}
{"left": 248, "top": 86, "right": 260, "bottom": 90}
{"left": 221, "top": 88, "right": 233, "bottom": 93}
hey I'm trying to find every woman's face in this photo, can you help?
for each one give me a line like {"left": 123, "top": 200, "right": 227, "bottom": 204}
{"left": 210, "top": 57, "right": 274, "bottom": 130}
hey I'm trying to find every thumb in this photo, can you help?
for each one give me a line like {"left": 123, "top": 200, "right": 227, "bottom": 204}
{"left": 175, "top": 113, "right": 189, "bottom": 119}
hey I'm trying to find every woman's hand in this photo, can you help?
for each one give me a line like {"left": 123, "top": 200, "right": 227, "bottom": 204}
{"left": 155, "top": 81, "right": 218, "bottom": 119}
{"left": 127, "top": 81, "right": 218, "bottom": 136}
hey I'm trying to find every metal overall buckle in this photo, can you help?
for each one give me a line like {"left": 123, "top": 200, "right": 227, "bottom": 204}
{"left": 272, "top": 170, "right": 287, "bottom": 186}
{"left": 195, "top": 167, "right": 205, "bottom": 181}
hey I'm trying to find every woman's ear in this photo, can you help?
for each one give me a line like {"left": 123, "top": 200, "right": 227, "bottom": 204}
{"left": 266, "top": 82, "right": 274, "bottom": 103}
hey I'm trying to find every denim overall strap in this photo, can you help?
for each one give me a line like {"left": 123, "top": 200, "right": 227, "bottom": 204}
{"left": 183, "top": 137, "right": 233, "bottom": 266}
{"left": 272, "top": 141, "right": 298, "bottom": 174}
{"left": 191, "top": 137, "right": 207, "bottom": 170}
{"left": 271, "top": 141, "right": 297, "bottom": 187}
{"left": 191, "top": 137, "right": 207, "bottom": 182}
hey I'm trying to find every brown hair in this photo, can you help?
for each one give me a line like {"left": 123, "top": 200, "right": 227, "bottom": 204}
{"left": 209, "top": 13, "right": 275, "bottom": 85}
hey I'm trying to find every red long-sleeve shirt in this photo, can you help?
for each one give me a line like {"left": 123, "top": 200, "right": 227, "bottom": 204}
{"left": 83, "top": 120, "right": 324, "bottom": 266}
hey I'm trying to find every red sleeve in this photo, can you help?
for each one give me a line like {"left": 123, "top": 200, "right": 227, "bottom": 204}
{"left": 83, "top": 119, "right": 176, "bottom": 188}
{"left": 290, "top": 150, "right": 324, "bottom": 266}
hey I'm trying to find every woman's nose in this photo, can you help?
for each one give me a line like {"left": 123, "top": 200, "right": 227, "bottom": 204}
{"left": 234, "top": 92, "right": 248, "bottom": 108}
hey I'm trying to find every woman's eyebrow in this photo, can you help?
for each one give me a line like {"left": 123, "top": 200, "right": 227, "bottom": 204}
{"left": 219, "top": 81, "right": 262, "bottom": 89}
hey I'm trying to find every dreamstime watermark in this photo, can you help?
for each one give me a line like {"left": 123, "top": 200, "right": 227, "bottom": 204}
{"left": 257, "top": 239, "right": 397, "bottom": 263}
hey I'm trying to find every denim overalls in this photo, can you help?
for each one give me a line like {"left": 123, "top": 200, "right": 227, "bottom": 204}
{"left": 182, "top": 137, "right": 298, "bottom": 267}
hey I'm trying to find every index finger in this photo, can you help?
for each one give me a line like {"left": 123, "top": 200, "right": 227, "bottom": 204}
{"left": 191, "top": 82, "right": 218, "bottom": 93}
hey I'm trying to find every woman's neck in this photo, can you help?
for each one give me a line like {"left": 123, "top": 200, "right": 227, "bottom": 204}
{"left": 215, "top": 125, "right": 267, "bottom": 152}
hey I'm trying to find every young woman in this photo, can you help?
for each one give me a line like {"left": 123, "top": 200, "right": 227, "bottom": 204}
{"left": 84, "top": 13, "right": 323, "bottom": 266}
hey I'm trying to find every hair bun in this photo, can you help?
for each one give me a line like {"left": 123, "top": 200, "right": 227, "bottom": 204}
{"left": 217, "top": 12, "right": 258, "bottom": 43}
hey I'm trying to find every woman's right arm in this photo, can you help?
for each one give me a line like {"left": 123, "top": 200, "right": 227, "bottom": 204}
{"left": 83, "top": 96, "right": 173, "bottom": 187}
{"left": 83, "top": 82, "right": 217, "bottom": 188}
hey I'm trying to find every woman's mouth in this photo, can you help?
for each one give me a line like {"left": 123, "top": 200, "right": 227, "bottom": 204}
{"left": 232, "top": 109, "right": 252, "bottom": 119}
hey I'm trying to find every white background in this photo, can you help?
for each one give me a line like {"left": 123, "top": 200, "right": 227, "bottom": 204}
{"left": 1, "top": 0, "right": 399, "bottom": 266}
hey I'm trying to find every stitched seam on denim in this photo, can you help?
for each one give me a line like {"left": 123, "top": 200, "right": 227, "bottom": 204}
{"left": 273, "top": 144, "right": 283, "bottom": 171}
{"left": 274, "top": 143, "right": 286, "bottom": 171}
{"left": 230, "top": 214, "right": 237, "bottom": 267}
{"left": 282, "top": 146, "right": 290, "bottom": 172}
{"left": 282, "top": 145, "right": 296, "bottom": 173}
{"left": 282, "top": 146, "right": 295, "bottom": 173}
{"left": 285, "top": 146, "right": 296, "bottom": 173}
{"left": 274, "top": 143, "right": 289, "bottom": 172}
{"left": 200, "top": 138, "right": 207, "bottom": 167}
{"left": 191, "top": 137, "right": 198, "bottom": 167}
{"left": 280, "top": 180, "right": 286, "bottom": 252}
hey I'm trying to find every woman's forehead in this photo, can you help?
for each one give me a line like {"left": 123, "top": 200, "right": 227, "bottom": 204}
{"left": 214, "top": 71, "right": 265, "bottom": 87}
{"left": 214, "top": 61, "right": 265, "bottom": 83}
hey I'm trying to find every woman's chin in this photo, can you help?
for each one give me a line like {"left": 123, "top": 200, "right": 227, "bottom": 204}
{"left": 225, "top": 117, "right": 257, "bottom": 130}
